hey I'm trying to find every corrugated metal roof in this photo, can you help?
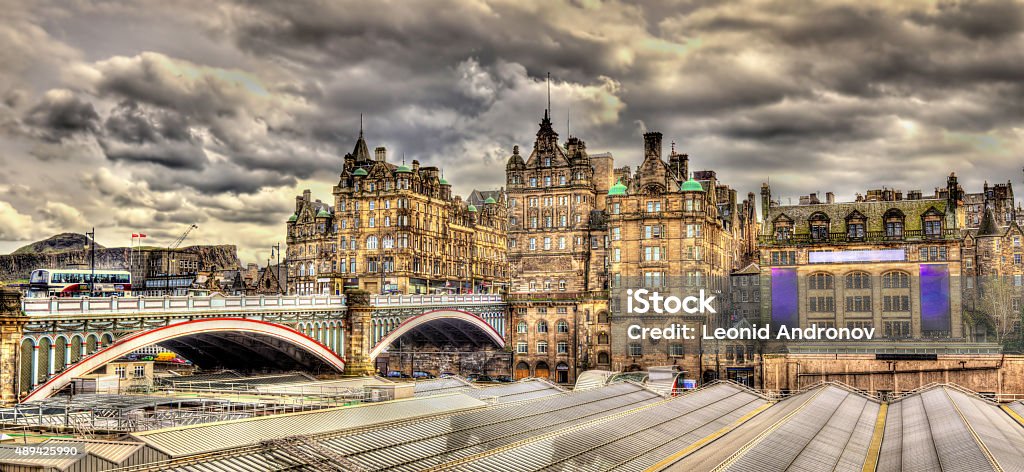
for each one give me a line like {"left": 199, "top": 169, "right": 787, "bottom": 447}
{"left": 877, "top": 385, "right": 1024, "bottom": 472}
{"left": 41, "top": 438, "right": 144, "bottom": 464}
{"left": 438, "top": 382, "right": 765, "bottom": 472}
{"left": 716, "top": 385, "right": 881, "bottom": 472}
{"left": 129, "top": 382, "right": 659, "bottom": 472}
{"left": 414, "top": 377, "right": 475, "bottom": 396}
{"left": 331, "top": 382, "right": 662, "bottom": 471}
{"left": 252, "top": 376, "right": 393, "bottom": 395}
{"left": 130, "top": 392, "right": 486, "bottom": 458}
{"left": 458, "top": 379, "right": 565, "bottom": 403}
{"left": 0, "top": 444, "right": 96, "bottom": 470}
{"left": 657, "top": 383, "right": 881, "bottom": 472}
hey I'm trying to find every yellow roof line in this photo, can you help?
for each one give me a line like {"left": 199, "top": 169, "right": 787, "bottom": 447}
{"left": 645, "top": 401, "right": 772, "bottom": 472}
{"left": 860, "top": 402, "right": 888, "bottom": 472}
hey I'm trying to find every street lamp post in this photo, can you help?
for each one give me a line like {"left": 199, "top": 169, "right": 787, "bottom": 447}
{"left": 85, "top": 228, "right": 96, "bottom": 295}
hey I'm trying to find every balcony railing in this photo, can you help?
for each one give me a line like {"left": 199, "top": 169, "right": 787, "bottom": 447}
{"left": 22, "top": 294, "right": 347, "bottom": 316}
{"left": 759, "top": 228, "right": 959, "bottom": 246}
{"left": 369, "top": 294, "right": 504, "bottom": 306}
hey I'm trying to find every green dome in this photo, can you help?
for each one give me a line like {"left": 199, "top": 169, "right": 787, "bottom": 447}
{"left": 316, "top": 208, "right": 330, "bottom": 218}
{"left": 680, "top": 177, "right": 704, "bottom": 192}
{"left": 353, "top": 168, "right": 368, "bottom": 176}
{"left": 395, "top": 164, "right": 412, "bottom": 173}
{"left": 484, "top": 197, "right": 497, "bottom": 204}
{"left": 608, "top": 179, "right": 627, "bottom": 196}
{"left": 439, "top": 177, "right": 449, "bottom": 185}
{"left": 467, "top": 204, "right": 478, "bottom": 212}
{"left": 287, "top": 213, "right": 298, "bottom": 222}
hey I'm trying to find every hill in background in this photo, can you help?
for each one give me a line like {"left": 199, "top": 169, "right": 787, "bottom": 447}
{"left": 11, "top": 233, "right": 105, "bottom": 255}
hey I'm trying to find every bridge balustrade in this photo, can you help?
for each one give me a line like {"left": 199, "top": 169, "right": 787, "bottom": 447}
{"left": 21, "top": 294, "right": 347, "bottom": 316}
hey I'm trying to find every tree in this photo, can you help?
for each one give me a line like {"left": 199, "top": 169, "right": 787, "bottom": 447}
{"left": 974, "top": 275, "right": 1023, "bottom": 346}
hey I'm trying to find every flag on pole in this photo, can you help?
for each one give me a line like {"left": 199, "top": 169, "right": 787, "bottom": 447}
{"left": 139, "top": 233, "right": 147, "bottom": 238}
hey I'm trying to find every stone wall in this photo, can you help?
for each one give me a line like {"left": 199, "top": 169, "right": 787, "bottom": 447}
{"left": 378, "top": 349, "right": 511, "bottom": 377}
{"left": 761, "top": 353, "right": 1024, "bottom": 396}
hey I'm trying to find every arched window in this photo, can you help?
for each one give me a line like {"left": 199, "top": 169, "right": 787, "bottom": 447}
{"left": 884, "top": 209, "right": 905, "bottom": 239}
{"left": 517, "top": 321, "right": 527, "bottom": 334}
{"left": 845, "top": 211, "right": 866, "bottom": 240}
{"left": 922, "top": 208, "right": 944, "bottom": 237}
{"left": 845, "top": 272, "right": 871, "bottom": 289}
{"left": 882, "top": 271, "right": 911, "bottom": 313}
{"left": 382, "top": 235, "right": 394, "bottom": 249}
{"left": 773, "top": 214, "right": 793, "bottom": 240}
{"left": 598, "top": 332, "right": 609, "bottom": 344}
{"left": 556, "top": 320, "right": 569, "bottom": 333}
{"left": 537, "top": 321, "right": 549, "bottom": 333}
{"left": 597, "top": 311, "right": 609, "bottom": 323}
{"left": 308, "top": 262, "right": 315, "bottom": 276}
{"left": 366, "top": 236, "right": 378, "bottom": 250}
{"left": 597, "top": 351, "right": 610, "bottom": 364}
{"left": 809, "top": 212, "right": 830, "bottom": 241}
{"left": 883, "top": 271, "right": 910, "bottom": 289}
{"left": 808, "top": 273, "right": 834, "bottom": 290}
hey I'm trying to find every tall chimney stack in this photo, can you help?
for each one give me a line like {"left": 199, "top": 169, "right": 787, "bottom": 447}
{"left": 643, "top": 132, "right": 663, "bottom": 162}
{"left": 374, "top": 146, "right": 386, "bottom": 162}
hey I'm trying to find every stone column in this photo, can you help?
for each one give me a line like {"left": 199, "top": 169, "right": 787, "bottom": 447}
{"left": 343, "top": 290, "right": 375, "bottom": 376}
{"left": 0, "top": 288, "right": 28, "bottom": 405}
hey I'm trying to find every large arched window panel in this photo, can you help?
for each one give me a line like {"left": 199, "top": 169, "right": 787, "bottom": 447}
{"left": 366, "top": 236, "right": 379, "bottom": 250}
{"left": 808, "top": 272, "right": 835, "bottom": 313}
{"left": 845, "top": 271, "right": 871, "bottom": 290}
{"left": 882, "top": 271, "right": 911, "bottom": 289}
{"left": 808, "top": 272, "right": 834, "bottom": 290}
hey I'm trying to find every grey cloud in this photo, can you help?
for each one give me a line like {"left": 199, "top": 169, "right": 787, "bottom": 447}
{"left": 23, "top": 90, "right": 100, "bottom": 142}
{"left": 4, "top": 0, "right": 1024, "bottom": 261}
{"left": 99, "top": 138, "right": 209, "bottom": 170}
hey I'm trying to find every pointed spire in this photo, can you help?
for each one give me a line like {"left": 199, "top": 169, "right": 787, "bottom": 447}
{"left": 352, "top": 114, "right": 370, "bottom": 161}
{"left": 546, "top": 72, "right": 551, "bottom": 117}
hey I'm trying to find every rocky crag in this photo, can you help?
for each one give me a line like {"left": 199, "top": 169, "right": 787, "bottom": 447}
{"left": 0, "top": 234, "right": 241, "bottom": 282}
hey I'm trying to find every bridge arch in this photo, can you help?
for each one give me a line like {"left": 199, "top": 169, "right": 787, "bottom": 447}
{"left": 24, "top": 318, "right": 346, "bottom": 402}
{"left": 368, "top": 309, "right": 505, "bottom": 360}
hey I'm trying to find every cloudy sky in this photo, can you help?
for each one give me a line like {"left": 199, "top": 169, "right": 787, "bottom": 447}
{"left": 2, "top": 0, "right": 1023, "bottom": 262}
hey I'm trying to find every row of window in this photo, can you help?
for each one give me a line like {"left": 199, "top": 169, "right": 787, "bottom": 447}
{"left": 516, "top": 320, "right": 571, "bottom": 333}
{"left": 808, "top": 295, "right": 912, "bottom": 313}
{"left": 808, "top": 272, "right": 912, "bottom": 290}
{"left": 516, "top": 341, "right": 570, "bottom": 354}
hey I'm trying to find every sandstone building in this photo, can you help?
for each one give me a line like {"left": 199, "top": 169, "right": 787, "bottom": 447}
{"left": 506, "top": 111, "right": 613, "bottom": 383}
{"left": 507, "top": 112, "right": 757, "bottom": 384}
{"left": 759, "top": 175, "right": 966, "bottom": 342}
{"left": 286, "top": 128, "right": 510, "bottom": 296}
{"left": 606, "top": 132, "right": 757, "bottom": 378}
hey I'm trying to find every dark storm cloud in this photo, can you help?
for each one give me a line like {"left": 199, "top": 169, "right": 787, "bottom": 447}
{"left": 4, "top": 0, "right": 1024, "bottom": 258}
{"left": 23, "top": 90, "right": 100, "bottom": 142}
{"left": 104, "top": 100, "right": 193, "bottom": 144}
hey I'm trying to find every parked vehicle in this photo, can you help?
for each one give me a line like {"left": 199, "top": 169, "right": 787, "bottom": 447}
{"left": 386, "top": 370, "right": 410, "bottom": 379}
{"left": 412, "top": 371, "right": 435, "bottom": 379}
{"left": 468, "top": 374, "right": 495, "bottom": 383}
{"left": 494, "top": 375, "right": 514, "bottom": 383}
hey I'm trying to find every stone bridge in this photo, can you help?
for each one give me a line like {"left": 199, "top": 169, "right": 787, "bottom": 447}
{"left": 0, "top": 289, "right": 507, "bottom": 404}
